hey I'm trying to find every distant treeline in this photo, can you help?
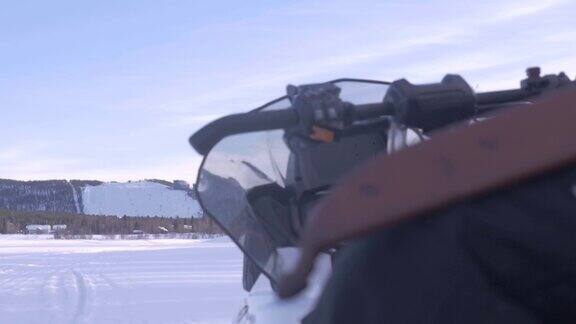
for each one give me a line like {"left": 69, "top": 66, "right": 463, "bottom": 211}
{"left": 0, "top": 209, "right": 222, "bottom": 235}
{"left": 0, "top": 179, "right": 80, "bottom": 213}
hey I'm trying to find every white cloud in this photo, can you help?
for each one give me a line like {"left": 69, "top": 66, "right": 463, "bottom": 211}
{"left": 0, "top": 147, "right": 25, "bottom": 160}
{"left": 544, "top": 30, "right": 576, "bottom": 43}
{"left": 488, "top": 0, "right": 569, "bottom": 22}
{"left": 0, "top": 157, "right": 83, "bottom": 180}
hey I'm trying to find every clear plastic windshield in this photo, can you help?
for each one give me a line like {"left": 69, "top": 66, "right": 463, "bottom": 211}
{"left": 196, "top": 80, "right": 389, "bottom": 285}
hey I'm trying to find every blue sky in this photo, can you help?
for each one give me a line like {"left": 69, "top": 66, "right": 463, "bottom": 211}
{"left": 1, "top": 0, "right": 575, "bottom": 183}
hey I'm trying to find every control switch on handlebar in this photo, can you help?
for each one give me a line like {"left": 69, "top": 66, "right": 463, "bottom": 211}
{"left": 286, "top": 82, "right": 352, "bottom": 139}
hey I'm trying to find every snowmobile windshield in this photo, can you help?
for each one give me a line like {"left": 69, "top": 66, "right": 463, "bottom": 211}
{"left": 196, "top": 80, "right": 390, "bottom": 285}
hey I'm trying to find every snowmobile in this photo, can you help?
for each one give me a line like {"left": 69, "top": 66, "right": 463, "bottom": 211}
{"left": 189, "top": 67, "right": 576, "bottom": 323}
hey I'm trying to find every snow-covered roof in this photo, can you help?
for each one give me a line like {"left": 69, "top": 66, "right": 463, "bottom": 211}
{"left": 25, "top": 225, "right": 51, "bottom": 230}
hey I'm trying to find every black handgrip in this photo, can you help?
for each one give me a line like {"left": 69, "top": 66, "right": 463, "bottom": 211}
{"left": 189, "top": 109, "right": 299, "bottom": 155}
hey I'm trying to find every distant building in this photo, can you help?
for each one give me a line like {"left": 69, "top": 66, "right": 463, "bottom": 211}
{"left": 52, "top": 224, "right": 67, "bottom": 233}
{"left": 25, "top": 224, "right": 51, "bottom": 234}
{"left": 183, "top": 224, "right": 193, "bottom": 231}
{"left": 132, "top": 229, "right": 144, "bottom": 234}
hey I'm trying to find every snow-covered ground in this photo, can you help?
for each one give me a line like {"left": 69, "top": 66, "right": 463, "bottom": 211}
{"left": 82, "top": 181, "right": 202, "bottom": 217}
{"left": 0, "top": 236, "right": 246, "bottom": 323}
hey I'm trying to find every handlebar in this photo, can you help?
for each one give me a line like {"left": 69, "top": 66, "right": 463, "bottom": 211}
{"left": 189, "top": 88, "right": 541, "bottom": 156}
{"left": 476, "top": 88, "right": 535, "bottom": 105}
{"left": 189, "top": 102, "right": 394, "bottom": 155}
{"left": 349, "top": 102, "right": 394, "bottom": 120}
{"left": 190, "top": 109, "right": 298, "bottom": 155}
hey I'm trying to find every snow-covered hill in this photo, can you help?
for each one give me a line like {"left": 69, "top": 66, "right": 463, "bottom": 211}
{"left": 0, "top": 179, "right": 202, "bottom": 218}
{"left": 82, "top": 181, "right": 201, "bottom": 217}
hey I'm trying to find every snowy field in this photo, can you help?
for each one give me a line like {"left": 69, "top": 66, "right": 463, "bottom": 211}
{"left": 0, "top": 236, "right": 246, "bottom": 324}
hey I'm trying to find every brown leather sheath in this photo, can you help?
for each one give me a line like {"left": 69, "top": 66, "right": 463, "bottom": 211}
{"left": 277, "top": 88, "right": 576, "bottom": 298}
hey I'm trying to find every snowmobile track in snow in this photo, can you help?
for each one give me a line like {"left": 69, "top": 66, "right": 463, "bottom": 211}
{"left": 70, "top": 270, "right": 88, "bottom": 324}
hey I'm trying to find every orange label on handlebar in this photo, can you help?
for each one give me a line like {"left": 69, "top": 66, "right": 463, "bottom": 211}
{"left": 310, "top": 126, "right": 335, "bottom": 143}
